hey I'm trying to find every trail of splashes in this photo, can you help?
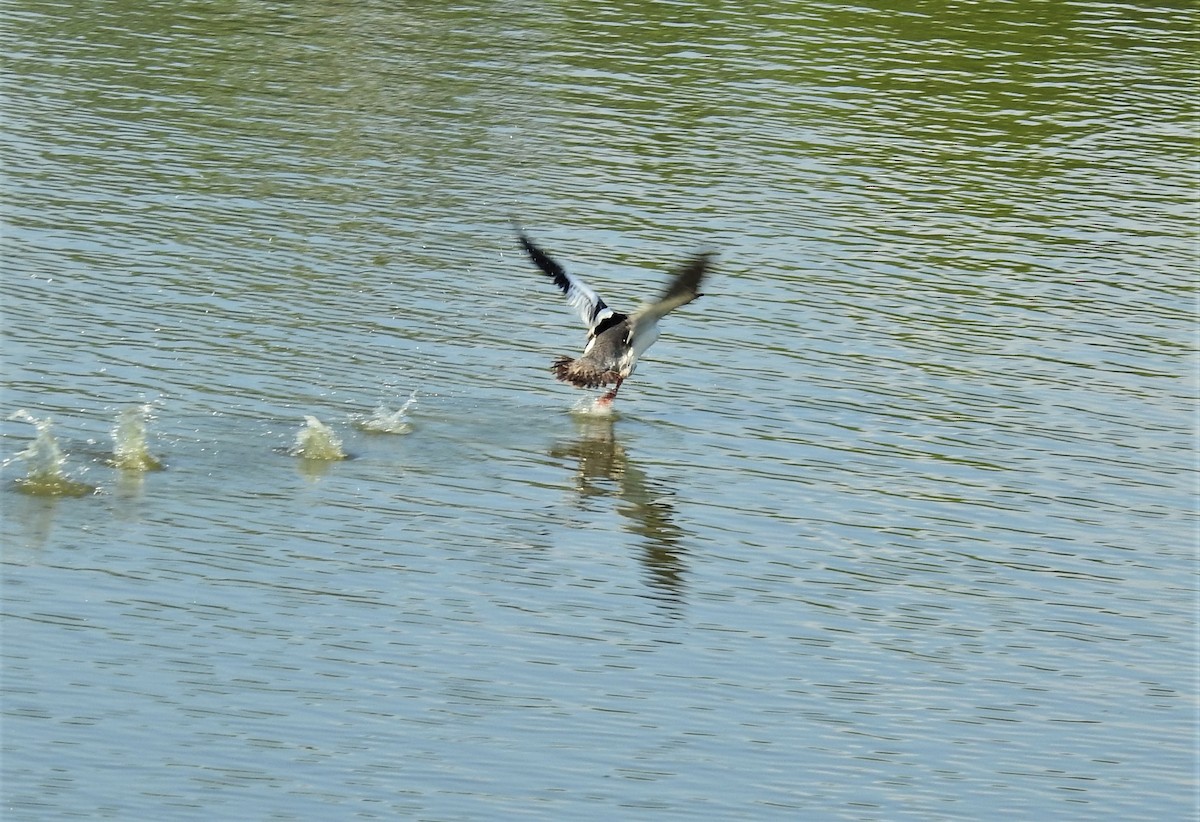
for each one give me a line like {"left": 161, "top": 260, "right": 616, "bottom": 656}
{"left": 356, "top": 390, "right": 418, "bottom": 434}
{"left": 293, "top": 416, "right": 348, "bottom": 460}
{"left": 111, "top": 404, "right": 164, "bottom": 470}
{"left": 5, "top": 410, "right": 97, "bottom": 496}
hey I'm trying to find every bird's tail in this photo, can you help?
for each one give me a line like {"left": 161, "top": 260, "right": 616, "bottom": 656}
{"left": 551, "top": 356, "right": 620, "bottom": 389}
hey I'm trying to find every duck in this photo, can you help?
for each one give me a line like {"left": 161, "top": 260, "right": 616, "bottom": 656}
{"left": 515, "top": 229, "right": 714, "bottom": 406}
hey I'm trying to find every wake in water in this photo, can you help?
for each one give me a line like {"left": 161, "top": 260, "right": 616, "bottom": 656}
{"left": 354, "top": 390, "right": 418, "bottom": 434}
{"left": 111, "top": 404, "right": 164, "bottom": 471}
{"left": 5, "top": 410, "right": 97, "bottom": 496}
{"left": 292, "top": 415, "right": 348, "bottom": 460}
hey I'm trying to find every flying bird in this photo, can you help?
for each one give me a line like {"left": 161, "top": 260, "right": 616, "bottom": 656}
{"left": 515, "top": 229, "right": 714, "bottom": 406}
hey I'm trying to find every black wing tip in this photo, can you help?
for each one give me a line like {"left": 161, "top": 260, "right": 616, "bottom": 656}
{"left": 512, "top": 226, "right": 574, "bottom": 296}
{"left": 509, "top": 221, "right": 543, "bottom": 256}
{"left": 509, "top": 219, "right": 537, "bottom": 254}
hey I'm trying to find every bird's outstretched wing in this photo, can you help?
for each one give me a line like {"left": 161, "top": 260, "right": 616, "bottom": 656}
{"left": 632, "top": 252, "right": 713, "bottom": 324}
{"left": 516, "top": 231, "right": 615, "bottom": 331}
{"left": 624, "top": 252, "right": 713, "bottom": 357}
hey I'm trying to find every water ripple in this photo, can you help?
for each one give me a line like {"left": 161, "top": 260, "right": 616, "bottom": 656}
{"left": 3, "top": 1, "right": 1195, "bottom": 820}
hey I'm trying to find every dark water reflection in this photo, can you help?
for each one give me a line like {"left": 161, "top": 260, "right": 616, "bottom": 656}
{"left": 550, "top": 414, "right": 689, "bottom": 609}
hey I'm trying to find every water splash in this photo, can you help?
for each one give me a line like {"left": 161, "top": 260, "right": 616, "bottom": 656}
{"left": 111, "top": 404, "right": 164, "bottom": 471}
{"left": 570, "top": 395, "right": 617, "bottom": 418}
{"left": 355, "top": 390, "right": 418, "bottom": 434}
{"left": 5, "top": 410, "right": 97, "bottom": 496}
{"left": 293, "top": 415, "right": 348, "bottom": 460}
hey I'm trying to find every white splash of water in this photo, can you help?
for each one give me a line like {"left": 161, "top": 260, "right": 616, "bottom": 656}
{"left": 5, "top": 410, "right": 96, "bottom": 496}
{"left": 111, "top": 404, "right": 163, "bottom": 470}
{"left": 570, "top": 395, "right": 616, "bottom": 418}
{"left": 293, "top": 415, "right": 347, "bottom": 460}
{"left": 356, "top": 390, "right": 418, "bottom": 434}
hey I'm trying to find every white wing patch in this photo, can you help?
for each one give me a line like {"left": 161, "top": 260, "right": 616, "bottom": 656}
{"left": 517, "top": 231, "right": 616, "bottom": 331}
{"left": 561, "top": 273, "right": 616, "bottom": 332}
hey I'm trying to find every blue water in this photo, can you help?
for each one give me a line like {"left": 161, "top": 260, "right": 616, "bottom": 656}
{"left": 2, "top": 1, "right": 1196, "bottom": 819}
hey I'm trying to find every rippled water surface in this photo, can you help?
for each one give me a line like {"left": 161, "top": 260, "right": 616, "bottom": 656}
{"left": 2, "top": 1, "right": 1195, "bottom": 819}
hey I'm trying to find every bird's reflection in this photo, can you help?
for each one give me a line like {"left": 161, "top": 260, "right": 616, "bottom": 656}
{"left": 549, "top": 413, "right": 688, "bottom": 611}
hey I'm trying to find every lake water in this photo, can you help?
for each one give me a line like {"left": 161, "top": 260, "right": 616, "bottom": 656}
{"left": 2, "top": 1, "right": 1196, "bottom": 819}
